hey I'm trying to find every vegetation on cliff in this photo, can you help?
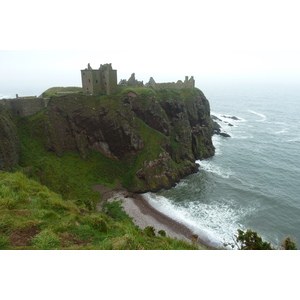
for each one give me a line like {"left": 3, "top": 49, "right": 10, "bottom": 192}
{"left": 0, "top": 171, "right": 199, "bottom": 249}
{"left": 0, "top": 86, "right": 215, "bottom": 250}
{"left": 18, "top": 87, "right": 215, "bottom": 199}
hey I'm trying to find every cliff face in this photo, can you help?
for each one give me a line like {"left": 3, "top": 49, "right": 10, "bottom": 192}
{"left": 19, "top": 88, "right": 215, "bottom": 192}
{"left": 0, "top": 104, "right": 19, "bottom": 171}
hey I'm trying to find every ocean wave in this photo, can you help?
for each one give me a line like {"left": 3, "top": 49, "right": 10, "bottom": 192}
{"left": 287, "top": 137, "right": 300, "bottom": 143}
{"left": 274, "top": 128, "right": 288, "bottom": 135}
{"left": 236, "top": 134, "right": 254, "bottom": 139}
{"left": 211, "top": 135, "right": 223, "bottom": 154}
{"left": 197, "top": 159, "right": 234, "bottom": 179}
{"left": 247, "top": 110, "right": 267, "bottom": 122}
{"left": 143, "top": 192, "right": 255, "bottom": 249}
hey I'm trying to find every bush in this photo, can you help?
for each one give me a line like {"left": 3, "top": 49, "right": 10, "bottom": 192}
{"left": 82, "top": 215, "right": 109, "bottom": 233}
{"left": 281, "top": 236, "right": 297, "bottom": 250}
{"left": 31, "top": 229, "right": 61, "bottom": 250}
{"left": 144, "top": 226, "right": 156, "bottom": 237}
{"left": 102, "top": 201, "right": 131, "bottom": 221}
{"left": 224, "top": 229, "right": 273, "bottom": 250}
{"left": 158, "top": 230, "right": 166, "bottom": 237}
{"left": 226, "top": 229, "right": 298, "bottom": 250}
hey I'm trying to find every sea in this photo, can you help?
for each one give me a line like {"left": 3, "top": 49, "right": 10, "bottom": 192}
{"left": 144, "top": 83, "right": 300, "bottom": 249}
{"left": 1, "top": 84, "right": 300, "bottom": 249}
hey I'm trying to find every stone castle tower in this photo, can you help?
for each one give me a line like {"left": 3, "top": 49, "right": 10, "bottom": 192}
{"left": 81, "top": 63, "right": 117, "bottom": 95}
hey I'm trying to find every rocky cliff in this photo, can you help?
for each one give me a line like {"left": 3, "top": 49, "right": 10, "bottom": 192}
{"left": 18, "top": 87, "right": 215, "bottom": 193}
{"left": 0, "top": 104, "right": 19, "bottom": 171}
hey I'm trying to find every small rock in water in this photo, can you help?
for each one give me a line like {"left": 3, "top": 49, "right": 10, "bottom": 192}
{"left": 221, "top": 115, "right": 241, "bottom": 121}
{"left": 220, "top": 132, "right": 231, "bottom": 137}
{"left": 211, "top": 115, "right": 222, "bottom": 122}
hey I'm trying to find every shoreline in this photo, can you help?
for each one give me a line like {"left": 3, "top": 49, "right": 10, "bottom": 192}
{"left": 94, "top": 184, "right": 215, "bottom": 249}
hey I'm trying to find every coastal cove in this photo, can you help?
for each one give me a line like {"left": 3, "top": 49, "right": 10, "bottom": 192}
{"left": 1, "top": 82, "right": 299, "bottom": 250}
{"left": 95, "top": 186, "right": 213, "bottom": 249}
{"left": 0, "top": 85, "right": 217, "bottom": 250}
{"left": 141, "top": 83, "right": 300, "bottom": 249}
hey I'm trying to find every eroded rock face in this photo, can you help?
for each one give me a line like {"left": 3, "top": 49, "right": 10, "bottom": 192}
{"left": 0, "top": 104, "right": 19, "bottom": 171}
{"left": 26, "top": 88, "right": 215, "bottom": 192}
{"left": 43, "top": 95, "right": 145, "bottom": 159}
{"left": 157, "top": 89, "right": 215, "bottom": 161}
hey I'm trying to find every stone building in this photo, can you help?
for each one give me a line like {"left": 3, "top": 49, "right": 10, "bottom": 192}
{"left": 81, "top": 63, "right": 117, "bottom": 95}
{"left": 119, "top": 73, "right": 144, "bottom": 87}
{"left": 146, "top": 76, "right": 195, "bottom": 90}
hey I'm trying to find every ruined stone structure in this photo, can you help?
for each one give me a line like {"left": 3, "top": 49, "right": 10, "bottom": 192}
{"left": 146, "top": 76, "right": 195, "bottom": 90}
{"left": 81, "top": 63, "right": 117, "bottom": 95}
{"left": 119, "top": 73, "right": 195, "bottom": 90}
{"left": 0, "top": 63, "right": 196, "bottom": 118}
{"left": 119, "top": 73, "right": 144, "bottom": 87}
{"left": 0, "top": 97, "right": 50, "bottom": 118}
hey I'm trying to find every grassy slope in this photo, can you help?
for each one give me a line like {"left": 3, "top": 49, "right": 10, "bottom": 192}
{"left": 40, "top": 87, "right": 83, "bottom": 98}
{"left": 18, "top": 99, "right": 172, "bottom": 207}
{"left": 0, "top": 171, "right": 200, "bottom": 250}
{"left": 1, "top": 86, "right": 213, "bottom": 250}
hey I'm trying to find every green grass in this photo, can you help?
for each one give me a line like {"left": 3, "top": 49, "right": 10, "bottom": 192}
{"left": 40, "top": 87, "right": 83, "bottom": 98}
{"left": 18, "top": 110, "right": 130, "bottom": 208}
{"left": 0, "top": 171, "right": 201, "bottom": 250}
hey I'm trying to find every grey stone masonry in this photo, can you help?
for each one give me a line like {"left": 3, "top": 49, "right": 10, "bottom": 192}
{"left": 81, "top": 63, "right": 118, "bottom": 95}
{"left": 0, "top": 97, "right": 50, "bottom": 118}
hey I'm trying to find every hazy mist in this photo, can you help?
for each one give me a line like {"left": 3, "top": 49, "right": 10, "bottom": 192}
{"left": 1, "top": 0, "right": 300, "bottom": 97}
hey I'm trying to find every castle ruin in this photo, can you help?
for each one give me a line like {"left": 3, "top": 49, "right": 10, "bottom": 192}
{"left": 0, "top": 63, "right": 196, "bottom": 118}
{"left": 81, "top": 63, "right": 195, "bottom": 95}
{"left": 119, "top": 73, "right": 144, "bottom": 88}
{"left": 145, "top": 76, "right": 195, "bottom": 90}
{"left": 119, "top": 73, "right": 195, "bottom": 91}
{"left": 81, "top": 63, "right": 118, "bottom": 95}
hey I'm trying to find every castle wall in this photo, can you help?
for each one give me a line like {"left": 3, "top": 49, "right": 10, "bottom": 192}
{"left": 146, "top": 76, "right": 195, "bottom": 90}
{"left": 0, "top": 98, "right": 50, "bottom": 118}
{"left": 110, "top": 70, "right": 118, "bottom": 93}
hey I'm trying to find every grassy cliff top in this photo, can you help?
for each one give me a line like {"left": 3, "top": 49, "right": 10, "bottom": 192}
{"left": 40, "top": 86, "right": 83, "bottom": 98}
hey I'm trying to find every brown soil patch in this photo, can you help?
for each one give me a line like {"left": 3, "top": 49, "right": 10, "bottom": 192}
{"left": 10, "top": 209, "right": 31, "bottom": 217}
{"left": 60, "top": 233, "right": 89, "bottom": 247}
{"left": 9, "top": 226, "right": 40, "bottom": 247}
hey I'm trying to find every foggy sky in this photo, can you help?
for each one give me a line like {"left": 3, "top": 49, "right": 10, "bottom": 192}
{"left": 1, "top": 0, "right": 300, "bottom": 96}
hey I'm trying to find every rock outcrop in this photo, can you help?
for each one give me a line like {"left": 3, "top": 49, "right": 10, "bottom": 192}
{"left": 19, "top": 87, "right": 215, "bottom": 192}
{"left": 0, "top": 104, "right": 19, "bottom": 171}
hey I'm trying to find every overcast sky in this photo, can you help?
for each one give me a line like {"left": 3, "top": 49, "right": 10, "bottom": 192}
{"left": 1, "top": 0, "right": 300, "bottom": 96}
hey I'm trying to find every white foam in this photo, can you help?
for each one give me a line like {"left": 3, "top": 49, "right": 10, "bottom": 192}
{"left": 274, "top": 128, "right": 288, "bottom": 135}
{"left": 211, "top": 135, "right": 223, "bottom": 155}
{"left": 248, "top": 110, "right": 267, "bottom": 122}
{"left": 287, "top": 137, "right": 300, "bottom": 143}
{"left": 143, "top": 192, "right": 254, "bottom": 249}
{"left": 175, "top": 180, "right": 188, "bottom": 188}
{"left": 197, "top": 159, "right": 234, "bottom": 179}
{"left": 236, "top": 134, "right": 254, "bottom": 139}
{"left": 212, "top": 112, "right": 246, "bottom": 123}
